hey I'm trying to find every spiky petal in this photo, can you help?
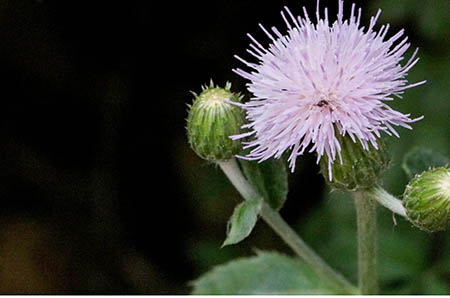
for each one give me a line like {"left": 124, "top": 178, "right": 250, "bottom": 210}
{"left": 232, "top": 0, "right": 425, "bottom": 179}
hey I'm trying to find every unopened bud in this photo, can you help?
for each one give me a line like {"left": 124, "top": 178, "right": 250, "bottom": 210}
{"left": 403, "top": 166, "right": 450, "bottom": 232}
{"left": 186, "top": 81, "right": 245, "bottom": 162}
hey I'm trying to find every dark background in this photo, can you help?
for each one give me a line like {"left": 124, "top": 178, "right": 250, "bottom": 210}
{"left": 0, "top": 0, "right": 448, "bottom": 294}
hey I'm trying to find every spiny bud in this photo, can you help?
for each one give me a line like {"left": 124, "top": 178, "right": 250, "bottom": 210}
{"left": 319, "top": 134, "right": 390, "bottom": 192}
{"left": 186, "top": 81, "right": 245, "bottom": 162}
{"left": 403, "top": 166, "right": 450, "bottom": 232}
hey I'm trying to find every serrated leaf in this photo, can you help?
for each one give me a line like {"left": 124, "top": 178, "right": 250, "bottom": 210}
{"left": 402, "top": 147, "right": 450, "bottom": 178}
{"left": 191, "top": 251, "right": 342, "bottom": 294}
{"left": 239, "top": 158, "right": 288, "bottom": 210}
{"left": 222, "top": 198, "right": 262, "bottom": 247}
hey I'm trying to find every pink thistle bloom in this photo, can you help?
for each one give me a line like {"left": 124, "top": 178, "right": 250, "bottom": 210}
{"left": 231, "top": 0, "right": 426, "bottom": 180}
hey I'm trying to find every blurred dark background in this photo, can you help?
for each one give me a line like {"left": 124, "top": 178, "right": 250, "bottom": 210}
{"left": 0, "top": 0, "right": 448, "bottom": 294}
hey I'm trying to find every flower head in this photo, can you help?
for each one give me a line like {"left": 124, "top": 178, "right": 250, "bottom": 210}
{"left": 232, "top": 0, "right": 425, "bottom": 179}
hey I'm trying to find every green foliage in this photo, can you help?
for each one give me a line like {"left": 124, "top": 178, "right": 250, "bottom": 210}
{"left": 239, "top": 158, "right": 288, "bottom": 210}
{"left": 191, "top": 251, "right": 342, "bottom": 294}
{"left": 402, "top": 147, "right": 450, "bottom": 179}
{"left": 222, "top": 198, "right": 262, "bottom": 247}
{"left": 372, "top": 0, "right": 450, "bottom": 46}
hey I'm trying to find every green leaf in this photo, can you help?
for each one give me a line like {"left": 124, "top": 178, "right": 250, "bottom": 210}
{"left": 239, "top": 158, "right": 288, "bottom": 210}
{"left": 402, "top": 147, "right": 449, "bottom": 179}
{"left": 222, "top": 198, "right": 262, "bottom": 247}
{"left": 191, "top": 251, "right": 342, "bottom": 294}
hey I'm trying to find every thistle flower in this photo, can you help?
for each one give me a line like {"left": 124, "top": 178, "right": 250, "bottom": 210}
{"left": 231, "top": 0, "right": 426, "bottom": 180}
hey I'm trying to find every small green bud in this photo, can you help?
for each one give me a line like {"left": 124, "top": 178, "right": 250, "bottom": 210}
{"left": 186, "top": 81, "right": 245, "bottom": 162}
{"left": 319, "top": 134, "right": 390, "bottom": 192}
{"left": 403, "top": 166, "right": 450, "bottom": 232}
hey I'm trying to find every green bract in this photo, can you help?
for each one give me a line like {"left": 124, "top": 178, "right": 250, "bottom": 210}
{"left": 186, "top": 81, "right": 245, "bottom": 162}
{"left": 319, "top": 134, "right": 390, "bottom": 192}
{"left": 403, "top": 166, "right": 450, "bottom": 232}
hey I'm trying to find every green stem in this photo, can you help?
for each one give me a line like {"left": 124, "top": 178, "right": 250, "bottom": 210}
{"left": 218, "top": 158, "right": 359, "bottom": 294}
{"left": 353, "top": 191, "right": 378, "bottom": 294}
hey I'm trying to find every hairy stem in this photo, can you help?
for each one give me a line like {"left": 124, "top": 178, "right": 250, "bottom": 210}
{"left": 218, "top": 158, "right": 358, "bottom": 294}
{"left": 368, "top": 186, "right": 407, "bottom": 217}
{"left": 353, "top": 191, "right": 378, "bottom": 294}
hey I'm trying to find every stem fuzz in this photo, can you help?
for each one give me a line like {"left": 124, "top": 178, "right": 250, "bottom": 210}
{"left": 353, "top": 191, "right": 378, "bottom": 294}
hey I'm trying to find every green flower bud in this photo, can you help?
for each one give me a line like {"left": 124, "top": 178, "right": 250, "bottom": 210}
{"left": 403, "top": 166, "right": 450, "bottom": 232}
{"left": 319, "top": 134, "right": 391, "bottom": 192}
{"left": 186, "top": 81, "right": 245, "bottom": 162}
